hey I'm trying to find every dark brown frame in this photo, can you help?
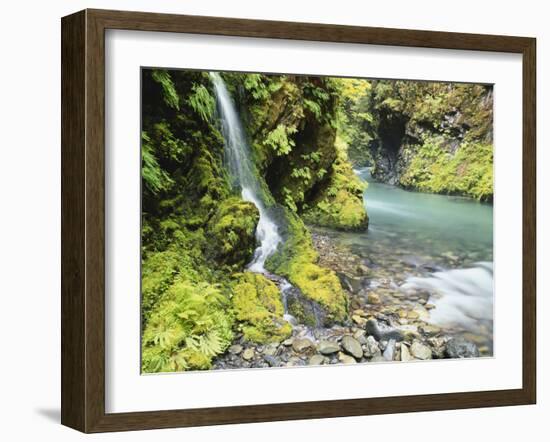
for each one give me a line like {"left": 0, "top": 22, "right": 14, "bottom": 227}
{"left": 61, "top": 8, "right": 536, "bottom": 433}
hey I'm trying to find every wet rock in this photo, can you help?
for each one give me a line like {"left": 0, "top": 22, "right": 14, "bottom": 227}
{"left": 342, "top": 336, "right": 363, "bottom": 359}
{"left": 363, "top": 335, "right": 382, "bottom": 358}
{"left": 383, "top": 339, "right": 396, "bottom": 361}
{"left": 410, "top": 341, "right": 432, "bottom": 360}
{"left": 242, "top": 348, "right": 255, "bottom": 361}
{"left": 337, "top": 272, "right": 364, "bottom": 293}
{"left": 282, "top": 338, "right": 294, "bottom": 346}
{"left": 286, "top": 356, "right": 305, "bottom": 367}
{"left": 370, "top": 355, "right": 387, "bottom": 363}
{"left": 365, "top": 319, "right": 404, "bottom": 341}
{"left": 445, "top": 338, "right": 480, "bottom": 358}
{"left": 229, "top": 344, "right": 243, "bottom": 355}
{"left": 338, "top": 352, "right": 357, "bottom": 364}
{"left": 292, "top": 338, "right": 314, "bottom": 353}
{"left": 318, "top": 340, "right": 340, "bottom": 355}
{"left": 309, "top": 354, "right": 325, "bottom": 366}
{"left": 263, "top": 355, "right": 281, "bottom": 367}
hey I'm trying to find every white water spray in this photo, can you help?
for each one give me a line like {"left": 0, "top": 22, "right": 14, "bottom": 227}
{"left": 210, "top": 72, "right": 282, "bottom": 273}
{"left": 401, "top": 262, "right": 493, "bottom": 329}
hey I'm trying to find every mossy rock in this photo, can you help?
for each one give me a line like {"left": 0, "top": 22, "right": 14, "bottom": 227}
{"left": 302, "top": 137, "right": 368, "bottom": 231}
{"left": 207, "top": 196, "right": 260, "bottom": 268}
{"left": 267, "top": 209, "right": 349, "bottom": 324}
{"left": 231, "top": 273, "right": 292, "bottom": 344}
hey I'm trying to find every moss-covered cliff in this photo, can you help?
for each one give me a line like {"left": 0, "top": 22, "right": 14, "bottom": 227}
{"left": 342, "top": 79, "right": 493, "bottom": 201}
{"left": 140, "top": 69, "right": 367, "bottom": 372}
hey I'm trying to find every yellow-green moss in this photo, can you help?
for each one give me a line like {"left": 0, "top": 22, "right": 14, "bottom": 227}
{"left": 231, "top": 273, "right": 292, "bottom": 344}
{"left": 400, "top": 138, "right": 493, "bottom": 201}
{"left": 207, "top": 197, "right": 260, "bottom": 268}
{"left": 302, "top": 137, "right": 368, "bottom": 230}
{"left": 267, "top": 210, "right": 349, "bottom": 323}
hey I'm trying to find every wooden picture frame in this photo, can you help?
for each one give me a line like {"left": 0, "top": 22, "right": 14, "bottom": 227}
{"left": 61, "top": 8, "right": 536, "bottom": 433}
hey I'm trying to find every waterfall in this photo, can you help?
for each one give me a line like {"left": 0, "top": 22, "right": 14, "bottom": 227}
{"left": 210, "top": 72, "right": 282, "bottom": 273}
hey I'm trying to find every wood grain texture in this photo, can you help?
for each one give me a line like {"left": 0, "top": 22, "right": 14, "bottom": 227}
{"left": 60, "top": 8, "right": 537, "bottom": 433}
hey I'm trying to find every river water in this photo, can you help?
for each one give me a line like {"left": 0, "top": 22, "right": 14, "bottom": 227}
{"left": 314, "top": 167, "right": 494, "bottom": 350}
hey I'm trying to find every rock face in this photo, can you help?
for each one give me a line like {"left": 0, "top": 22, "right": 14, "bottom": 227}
{"left": 445, "top": 338, "right": 480, "bottom": 358}
{"left": 350, "top": 80, "right": 494, "bottom": 201}
{"left": 341, "top": 336, "right": 363, "bottom": 359}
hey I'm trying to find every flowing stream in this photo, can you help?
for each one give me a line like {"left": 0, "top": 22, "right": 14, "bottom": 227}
{"left": 324, "top": 167, "right": 494, "bottom": 336}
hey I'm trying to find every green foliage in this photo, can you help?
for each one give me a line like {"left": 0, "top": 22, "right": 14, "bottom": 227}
{"left": 141, "top": 131, "right": 174, "bottom": 194}
{"left": 302, "top": 137, "right": 368, "bottom": 230}
{"left": 263, "top": 124, "right": 297, "bottom": 156}
{"left": 188, "top": 84, "right": 215, "bottom": 123}
{"left": 142, "top": 280, "right": 233, "bottom": 372}
{"left": 151, "top": 69, "right": 180, "bottom": 110}
{"left": 231, "top": 273, "right": 292, "bottom": 344}
{"left": 400, "top": 138, "right": 493, "bottom": 200}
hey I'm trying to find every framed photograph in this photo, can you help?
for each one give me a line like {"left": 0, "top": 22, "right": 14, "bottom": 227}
{"left": 61, "top": 9, "right": 536, "bottom": 432}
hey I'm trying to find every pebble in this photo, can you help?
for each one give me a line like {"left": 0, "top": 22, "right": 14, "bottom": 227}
{"left": 341, "top": 335, "right": 363, "bottom": 359}
{"left": 420, "top": 325, "right": 441, "bottom": 336}
{"left": 263, "top": 355, "right": 280, "bottom": 367}
{"left": 367, "top": 293, "right": 381, "bottom": 304}
{"left": 400, "top": 343, "right": 413, "bottom": 361}
{"left": 228, "top": 344, "right": 243, "bottom": 355}
{"left": 292, "top": 338, "right": 314, "bottom": 353}
{"left": 318, "top": 340, "right": 340, "bottom": 355}
{"left": 383, "top": 339, "right": 396, "bottom": 361}
{"left": 242, "top": 348, "right": 255, "bottom": 361}
{"left": 338, "top": 352, "right": 357, "bottom": 364}
{"left": 363, "top": 335, "right": 382, "bottom": 358}
{"left": 410, "top": 341, "right": 432, "bottom": 360}
{"left": 309, "top": 354, "right": 325, "bottom": 366}
{"left": 445, "top": 338, "right": 480, "bottom": 358}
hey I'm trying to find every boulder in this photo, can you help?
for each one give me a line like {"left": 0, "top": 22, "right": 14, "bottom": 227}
{"left": 342, "top": 335, "right": 363, "bottom": 359}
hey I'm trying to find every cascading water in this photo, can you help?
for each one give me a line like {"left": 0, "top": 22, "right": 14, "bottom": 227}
{"left": 210, "top": 72, "right": 282, "bottom": 273}
{"left": 210, "top": 72, "right": 299, "bottom": 322}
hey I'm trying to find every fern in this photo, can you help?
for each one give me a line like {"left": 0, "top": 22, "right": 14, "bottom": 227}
{"left": 151, "top": 69, "right": 180, "bottom": 110}
{"left": 188, "top": 84, "right": 215, "bottom": 123}
{"left": 141, "top": 131, "right": 174, "bottom": 194}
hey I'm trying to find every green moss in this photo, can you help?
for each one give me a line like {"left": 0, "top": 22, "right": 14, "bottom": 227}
{"left": 267, "top": 210, "right": 349, "bottom": 324}
{"left": 207, "top": 197, "right": 260, "bottom": 268}
{"left": 231, "top": 273, "right": 292, "bottom": 344}
{"left": 302, "top": 137, "right": 368, "bottom": 230}
{"left": 400, "top": 137, "right": 493, "bottom": 200}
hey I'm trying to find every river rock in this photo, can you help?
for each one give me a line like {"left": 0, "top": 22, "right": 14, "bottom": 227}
{"left": 383, "top": 339, "right": 396, "bottom": 361}
{"left": 341, "top": 336, "right": 363, "bottom": 359}
{"left": 282, "top": 338, "right": 294, "bottom": 346}
{"left": 410, "top": 341, "right": 432, "bottom": 360}
{"left": 242, "top": 348, "right": 255, "bottom": 361}
{"left": 420, "top": 325, "right": 441, "bottom": 336}
{"left": 337, "top": 272, "right": 364, "bottom": 293}
{"left": 365, "top": 319, "right": 404, "bottom": 341}
{"left": 400, "top": 343, "right": 413, "bottom": 361}
{"left": 353, "top": 329, "right": 368, "bottom": 344}
{"left": 318, "top": 340, "right": 340, "bottom": 355}
{"left": 309, "top": 354, "right": 325, "bottom": 366}
{"left": 364, "top": 335, "right": 382, "bottom": 358}
{"left": 370, "top": 355, "right": 387, "bottom": 363}
{"left": 367, "top": 292, "right": 381, "bottom": 305}
{"left": 352, "top": 315, "right": 367, "bottom": 326}
{"left": 445, "top": 337, "right": 480, "bottom": 358}
{"left": 229, "top": 344, "right": 243, "bottom": 355}
{"left": 263, "top": 355, "right": 281, "bottom": 367}
{"left": 292, "top": 338, "right": 314, "bottom": 353}
{"left": 263, "top": 344, "right": 278, "bottom": 356}
{"left": 338, "top": 352, "right": 357, "bottom": 364}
